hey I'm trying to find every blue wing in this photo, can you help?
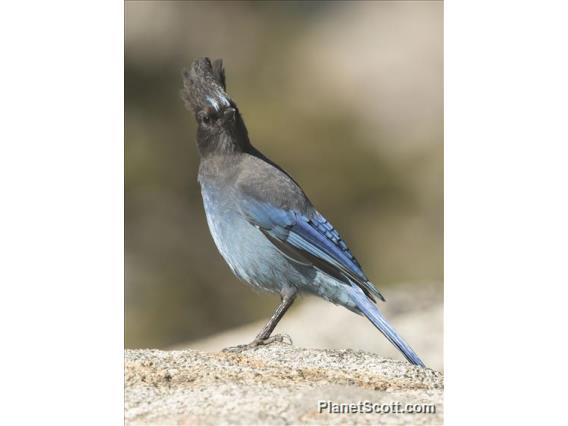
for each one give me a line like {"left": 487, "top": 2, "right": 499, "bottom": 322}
{"left": 239, "top": 199, "right": 385, "bottom": 302}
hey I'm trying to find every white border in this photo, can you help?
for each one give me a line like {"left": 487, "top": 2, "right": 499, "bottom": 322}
{"left": 0, "top": 1, "right": 123, "bottom": 424}
{"left": 446, "top": 0, "right": 568, "bottom": 424}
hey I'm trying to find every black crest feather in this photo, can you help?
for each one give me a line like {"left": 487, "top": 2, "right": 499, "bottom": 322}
{"left": 181, "top": 57, "right": 231, "bottom": 114}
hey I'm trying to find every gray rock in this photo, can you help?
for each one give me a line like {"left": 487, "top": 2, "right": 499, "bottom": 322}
{"left": 125, "top": 344, "right": 443, "bottom": 425}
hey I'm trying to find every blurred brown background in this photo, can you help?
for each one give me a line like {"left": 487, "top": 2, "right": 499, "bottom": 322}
{"left": 125, "top": 1, "right": 443, "bottom": 365}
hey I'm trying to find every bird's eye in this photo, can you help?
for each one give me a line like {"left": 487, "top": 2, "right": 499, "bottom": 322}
{"left": 198, "top": 110, "right": 213, "bottom": 125}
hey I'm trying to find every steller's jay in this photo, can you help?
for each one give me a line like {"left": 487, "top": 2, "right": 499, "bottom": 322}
{"left": 181, "top": 57, "right": 425, "bottom": 367}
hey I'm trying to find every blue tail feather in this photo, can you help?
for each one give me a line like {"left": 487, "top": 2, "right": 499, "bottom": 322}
{"left": 348, "top": 285, "right": 425, "bottom": 367}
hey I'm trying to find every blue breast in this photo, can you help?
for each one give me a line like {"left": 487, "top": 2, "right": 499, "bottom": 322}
{"left": 200, "top": 183, "right": 314, "bottom": 293}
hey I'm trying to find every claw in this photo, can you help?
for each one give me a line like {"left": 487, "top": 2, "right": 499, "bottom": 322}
{"left": 271, "top": 333, "right": 293, "bottom": 345}
{"left": 222, "top": 334, "right": 293, "bottom": 353}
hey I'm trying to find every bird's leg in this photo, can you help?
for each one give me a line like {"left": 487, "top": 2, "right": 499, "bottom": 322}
{"left": 253, "top": 291, "right": 296, "bottom": 343}
{"left": 223, "top": 289, "right": 297, "bottom": 352}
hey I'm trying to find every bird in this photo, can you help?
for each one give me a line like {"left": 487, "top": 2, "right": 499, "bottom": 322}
{"left": 181, "top": 57, "right": 425, "bottom": 367}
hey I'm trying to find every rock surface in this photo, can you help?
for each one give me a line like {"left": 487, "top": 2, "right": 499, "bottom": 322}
{"left": 125, "top": 344, "right": 443, "bottom": 425}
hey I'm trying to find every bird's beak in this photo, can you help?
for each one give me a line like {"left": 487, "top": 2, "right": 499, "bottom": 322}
{"left": 223, "top": 107, "right": 236, "bottom": 122}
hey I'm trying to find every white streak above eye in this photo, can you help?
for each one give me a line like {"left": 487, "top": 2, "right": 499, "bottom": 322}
{"left": 215, "top": 89, "right": 231, "bottom": 107}
{"left": 206, "top": 96, "right": 219, "bottom": 111}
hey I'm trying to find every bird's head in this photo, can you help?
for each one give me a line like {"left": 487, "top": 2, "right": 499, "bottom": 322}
{"left": 181, "top": 58, "right": 249, "bottom": 155}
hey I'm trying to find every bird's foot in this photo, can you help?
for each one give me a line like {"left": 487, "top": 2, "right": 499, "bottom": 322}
{"left": 222, "top": 334, "right": 293, "bottom": 353}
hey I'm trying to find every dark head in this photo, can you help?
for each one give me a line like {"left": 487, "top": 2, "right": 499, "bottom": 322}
{"left": 181, "top": 58, "right": 251, "bottom": 157}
